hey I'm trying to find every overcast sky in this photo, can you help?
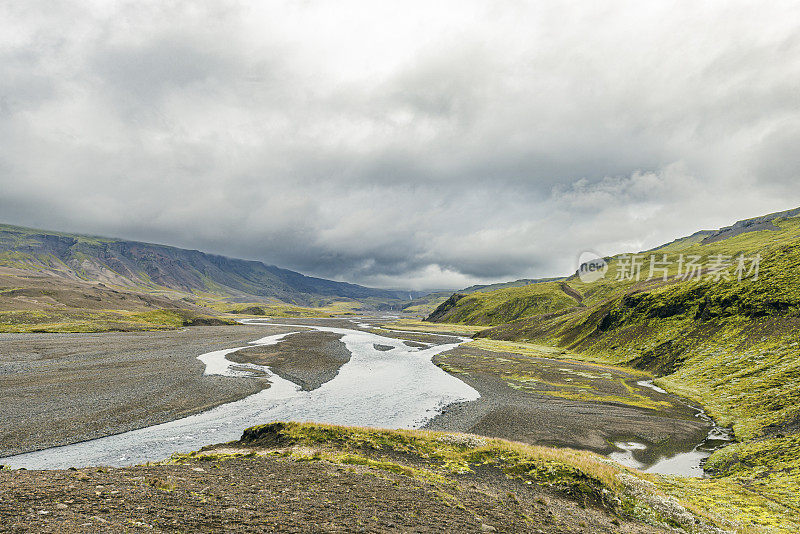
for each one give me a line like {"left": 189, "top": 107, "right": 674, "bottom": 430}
{"left": 1, "top": 1, "right": 799, "bottom": 290}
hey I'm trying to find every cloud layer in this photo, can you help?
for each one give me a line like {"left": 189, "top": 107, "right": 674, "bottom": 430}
{"left": 2, "top": 1, "right": 799, "bottom": 289}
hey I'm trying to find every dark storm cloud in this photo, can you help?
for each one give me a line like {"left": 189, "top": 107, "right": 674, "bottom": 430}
{"left": 1, "top": 1, "right": 799, "bottom": 290}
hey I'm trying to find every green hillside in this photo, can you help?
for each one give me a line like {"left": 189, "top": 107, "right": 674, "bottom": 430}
{"left": 400, "top": 277, "right": 566, "bottom": 317}
{"left": 427, "top": 282, "right": 579, "bottom": 325}
{"left": 426, "top": 208, "right": 800, "bottom": 525}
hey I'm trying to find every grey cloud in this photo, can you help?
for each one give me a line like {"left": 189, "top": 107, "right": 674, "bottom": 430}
{"left": 91, "top": 38, "right": 230, "bottom": 107}
{"left": 1, "top": 1, "right": 799, "bottom": 290}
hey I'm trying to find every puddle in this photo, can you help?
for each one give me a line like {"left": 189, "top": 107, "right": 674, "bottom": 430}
{"left": 610, "top": 381, "right": 734, "bottom": 477}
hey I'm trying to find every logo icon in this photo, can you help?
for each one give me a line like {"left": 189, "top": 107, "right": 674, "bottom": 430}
{"left": 577, "top": 251, "right": 608, "bottom": 283}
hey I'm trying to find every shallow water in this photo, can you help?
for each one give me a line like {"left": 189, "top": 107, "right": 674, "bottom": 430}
{"left": 609, "top": 380, "right": 733, "bottom": 477}
{"left": 1, "top": 321, "right": 479, "bottom": 470}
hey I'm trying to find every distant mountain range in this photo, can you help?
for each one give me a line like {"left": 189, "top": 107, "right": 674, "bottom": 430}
{"left": 0, "top": 224, "right": 412, "bottom": 306}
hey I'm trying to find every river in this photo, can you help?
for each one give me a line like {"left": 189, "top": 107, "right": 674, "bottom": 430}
{"left": 1, "top": 321, "right": 478, "bottom": 469}
{"left": 1, "top": 320, "right": 730, "bottom": 476}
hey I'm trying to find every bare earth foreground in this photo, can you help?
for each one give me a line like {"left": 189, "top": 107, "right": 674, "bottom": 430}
{"left": 0, "top": 423, "right": 667, "bottom": 534}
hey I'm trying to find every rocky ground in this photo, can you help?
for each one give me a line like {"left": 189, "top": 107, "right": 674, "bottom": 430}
{"left": 228, "top": 331, "right": 350, "bottom": 391}
{"left": 1, "top": 317, "right": 709, "bottom": 464}
{"left": 424, "top": 345, "right": 709, "bottom": 462}
{"left": 0, "top": 316, "right": 731, "bottom": 533}
{"left": 0, "top": 424, "right": 671, "bottom": 534}
{"left": 0, "top": 318, "right": 445, "bottom": 460}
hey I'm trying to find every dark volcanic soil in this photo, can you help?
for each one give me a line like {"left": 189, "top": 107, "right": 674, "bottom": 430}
{"left": 0, "top": 451, "right": 663, "bottom": 534}
{"left": 0, "top": 325, "right": 299, "bottom": 457}
{"left": 424, "top": 345, "right": 709, "bottom": 462}
{"left": 228, "top": 331, "right": 350, "bottom": 391}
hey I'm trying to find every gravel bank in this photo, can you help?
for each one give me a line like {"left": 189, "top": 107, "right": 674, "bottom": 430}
{"left": 0, "top": 445, "right": 664, "bottom": 533}
{"left": 0, "top": 325, "right": 298, "bottom": 457}
{"left": 228, "top": 331, "right": 350, "bottom": 391}
{"left": 424, "top": 345, "right": 710, "bottom": 464}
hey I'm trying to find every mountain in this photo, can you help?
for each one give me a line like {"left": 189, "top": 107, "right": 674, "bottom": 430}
{"left": 427, "top": 207, "right": 800, "bottom": 327}
{"left": 399, "top": 277, "right": 565, "bottom": 317}
{"left": 426, "top": 206, "right": 800, "bottom": 516}
{"left": 0, "top": 223, "right": 407, "bottom": 306}
{"left": 0, "top": 223, "right": 419, "bottom": 332}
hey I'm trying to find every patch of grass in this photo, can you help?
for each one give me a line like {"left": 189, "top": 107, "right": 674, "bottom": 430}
{"left": 239, "top": 422, "right": 622, "bottom": 490}
{"left": 146, "top": 477, "right": 176, "bottom": 492}
{"left": 464, "top": 338, "right": 634, "bottom": 366}
{"left": 228, "top": 422, "right": 727, "bottom": 532}
{"left": 166, "top": 450, "right": 258, "bottom": 464}
{"left": 206, "top": 300, "right": 362, "bottom": 318}
{"left": 398, "top": 291, "right": 453, "bottom": 317}
{"left": 434, "top": 349, "right": 668, "bottom": 411}
{"left": 0, "top": 308, "right": 235, "bottom": 333}
{"left": 0, "top": 251, "right": 43, "bottom": 270}
{"left": 655, "top": 475, "right": 800, "bottom": 532}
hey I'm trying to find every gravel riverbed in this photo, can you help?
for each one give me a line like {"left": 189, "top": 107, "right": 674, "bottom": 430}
{"left": 0, "top": 325, "right": 297, "bottom": 457}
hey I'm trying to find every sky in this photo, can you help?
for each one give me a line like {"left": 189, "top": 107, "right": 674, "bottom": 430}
{"left": 1, "top": 1, "right": 799, "bottom": 290}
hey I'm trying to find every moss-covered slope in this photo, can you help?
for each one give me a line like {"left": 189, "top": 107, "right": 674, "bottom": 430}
{"left": 426, "top": 209, "right": 800, "bottom": 521}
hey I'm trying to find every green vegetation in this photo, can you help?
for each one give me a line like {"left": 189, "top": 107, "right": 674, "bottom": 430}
{"left": 464, "top": 338, "right": 614, "bottom": 364}
{"left": 426, "top": 212, "right": 800, "bottom": 529}
{"left": 168, "top": 422, "right": 744, "bottom": 532}
{"left": 434, "top": 347, "right": 670, "bottom": 411}
{"left": 206, "top": 300, "right": 363, "bottom": 318}
{"left": 427, "top": 282, "right": 578, "bottom": 325}
{"left": 398, "top": 291, "right": 452, "bottom": 316}
{"left": 0, "top": 308, "right": 235, "bottom": 333}
{"left": 400, "top": 280, "right": 565, "bottom": 317}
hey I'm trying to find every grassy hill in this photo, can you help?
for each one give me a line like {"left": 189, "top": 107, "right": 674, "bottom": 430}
{"left": 400, "top": 277, "right": 566, "bottom": 317}
{"left": 426, "top": 207, "right": 800, "bottom": 526}
{"left": 427, "top": 281, "right": 579, "bottom": 325}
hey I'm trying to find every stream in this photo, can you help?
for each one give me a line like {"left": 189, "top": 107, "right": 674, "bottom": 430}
{"left": 1, "top": 320, "right": 731, "bottom": 476}
{"left": 1, "top": 321, "right": 478, "bottom": 470}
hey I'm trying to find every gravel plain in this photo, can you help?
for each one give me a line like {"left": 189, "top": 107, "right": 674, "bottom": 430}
{"left": 1, "top": 317, "right": 709, "bottom": 469}
{"left": 0, "top": 325, "right": 298, "bottom": 457}
{"left": 424, "top": 345, "right": 710, "bottom": 464}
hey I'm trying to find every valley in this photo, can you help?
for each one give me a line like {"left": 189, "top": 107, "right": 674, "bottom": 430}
{"left": 4, "top": 3, "right": 797, "bottom": 531}
{"left": 0, "top": 314, "right": 759, "bottom": 532}
{"left": 0, "top": 223, "right": 415, "bottom": 334}
{"left": 3, "top": 209, "right": 800, "bottom": 532}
